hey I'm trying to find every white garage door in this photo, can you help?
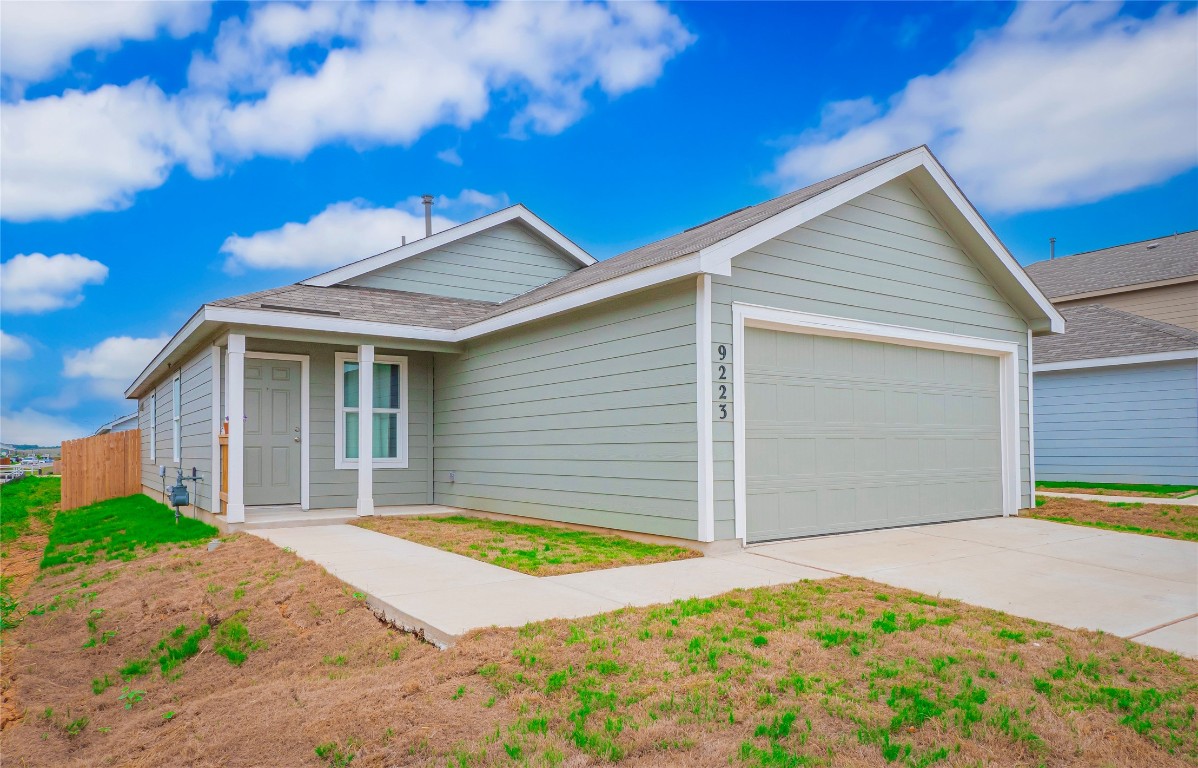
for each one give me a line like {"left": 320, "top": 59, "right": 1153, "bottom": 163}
{"left": 745, "top": 326, "right": 1003, "bottom": 542}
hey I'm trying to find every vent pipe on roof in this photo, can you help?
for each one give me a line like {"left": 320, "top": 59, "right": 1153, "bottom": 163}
{"left": 422, "top": 194, "right": 434, "bottom": 237}
{"left": 1049, "top": 237, "right": 1056, "bottom": 260}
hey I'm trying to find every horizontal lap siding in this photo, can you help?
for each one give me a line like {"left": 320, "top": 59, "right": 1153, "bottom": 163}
{"left": 139, "top": 349, "right": 216, "bottom": 511}
{"left": 1057, "top": 282, "right": 1198, "bottom": 332}
{"left": 246, "top": 340, "right": 433, "bottom": 509}
{"left": 344, "top": 222, "right": 580, "bottom": 302}
{"left": 1033, "top": 361, "right": 1198, "bottom": 484}
{"left": 711, "top": 179, "right": 1033, "bottom": 538}
{"left": 434, "top": 283, "right": 700, "bottom": 538}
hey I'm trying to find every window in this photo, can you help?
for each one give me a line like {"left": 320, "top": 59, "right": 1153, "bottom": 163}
{"left": 149, "top": 393, "right": 157, "bottom": 462}
{"left": 172, "top": 374, "right": 182, "bottom": 463}
{"left": 335, "top": 352, "right": 408, "bottom": 469}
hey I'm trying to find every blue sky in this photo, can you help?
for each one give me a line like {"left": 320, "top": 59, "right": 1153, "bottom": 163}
{"left": 1, "top": 1, "right": 1196, "bottom": 445}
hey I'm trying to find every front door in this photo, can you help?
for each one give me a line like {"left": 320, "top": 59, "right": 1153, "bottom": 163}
{"left": 244, "top": 359, "right": 302, "bottom": 506}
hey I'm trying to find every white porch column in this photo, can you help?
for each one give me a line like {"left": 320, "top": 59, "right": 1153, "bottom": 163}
{"left": 356, "top": 344, "right": 375, "bottom": 516}
{"left": 226, "top": 334, "right": 246, "bottom": 523}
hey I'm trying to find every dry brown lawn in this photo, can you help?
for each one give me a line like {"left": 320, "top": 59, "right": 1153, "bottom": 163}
{"left": 1030, "top": 496, "right": 1198, "bottom": 542}
{"left": 355, "top": 514, "right": 700, "bottom": 575}
{"left": 1038, "top": 486, "right": 1198, "bottom": 499}
{"left": 2, "top": 532, "right": 1195, "bottom": 767}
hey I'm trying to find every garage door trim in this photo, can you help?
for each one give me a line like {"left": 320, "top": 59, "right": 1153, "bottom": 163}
{"left": 731, "top": 303, "right": 1021, "bottom": 543}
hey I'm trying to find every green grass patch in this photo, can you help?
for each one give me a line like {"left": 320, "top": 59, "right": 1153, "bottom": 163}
{"left": 0, "top": 475, "right": 60, "bottom": 547}
{"left": 214, "top": 612, "right": 260, "bottom": 665}
{"left": 1033, "top": 515, "right": 1198, "bottom": 542}
{"left": 40, "top": 493, "right": 217, "bottom": 568}
{"left": 1035, "top": 480, "right": 1198, "bottom": 497}
{"left": 357, "top": 515, "right": 700, "bottom": 575}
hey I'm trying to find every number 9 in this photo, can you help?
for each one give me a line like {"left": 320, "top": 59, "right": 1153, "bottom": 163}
{"left": 717, "top": 344, "right": 727, "bottom": 360}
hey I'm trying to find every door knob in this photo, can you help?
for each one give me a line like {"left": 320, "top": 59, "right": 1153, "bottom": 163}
{"left": 293, "top": 437, "right": 301, "bottom": 443}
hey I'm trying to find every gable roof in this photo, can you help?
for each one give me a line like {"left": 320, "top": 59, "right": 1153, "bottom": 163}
{"left": 1033, "top": 303, "right": 1198, "bottom": 367}
{"left": 303, "top": 204, "right": 595, "bottom": 287}
{"left": 1024, "top": 230, "right": 1198, "bottom": 300}
{"left": 127, "top": 146, "right": 1064, "bottom": 398}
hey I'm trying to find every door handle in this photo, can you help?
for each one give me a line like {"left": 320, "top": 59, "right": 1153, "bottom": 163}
{"left": 293, "top": 437, "right": 301, "bottom": 443}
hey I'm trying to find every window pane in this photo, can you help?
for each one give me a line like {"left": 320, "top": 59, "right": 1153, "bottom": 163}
{"left": 372, "top": 412, "right": 398, "bottom": 458}
{"left": 373, "top": 363, "right": 400, "bottom": 409}
{"left": 344, "top": 411, "right": 359, "bottom": 459}
{"left": 343, "top": 362, "right": 359, "bottom": 408}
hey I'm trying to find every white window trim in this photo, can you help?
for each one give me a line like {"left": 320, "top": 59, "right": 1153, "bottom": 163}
{"left": 731, "top": 303, "right": 1022, "bottom": 545}
{"left": 334, "top": 352, "right": 409, "bottom": 470}
{"left": 171, "top": 374, "right": 182, "bottom": 463}
{"left": 149, "top": 392, "right": 157, "bottom": 462}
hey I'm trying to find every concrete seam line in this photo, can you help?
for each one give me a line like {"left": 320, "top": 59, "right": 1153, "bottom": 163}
{"left": 1125, "top": 612, "right": 1198, "bottom": 640}
{"left": 735, "top": 551, "right": 848, "bottom": 577}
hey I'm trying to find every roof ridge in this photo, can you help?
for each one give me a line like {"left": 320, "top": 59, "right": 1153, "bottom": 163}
{"left": 1057, "top": 228, "right": 1198, "bottom": 260}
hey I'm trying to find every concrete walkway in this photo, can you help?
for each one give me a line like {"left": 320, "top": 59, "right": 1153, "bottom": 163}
{"left": 752, "top": 517, "right": 1198, "bottom": 657}
{"left": 1037, "top": 490, "right": 1198, "bottom": 506}
{"left": 250, "top": 525, "right": 829, "bottom": 647}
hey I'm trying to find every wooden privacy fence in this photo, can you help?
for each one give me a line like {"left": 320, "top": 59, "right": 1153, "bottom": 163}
{"left": 60, "top": 429, "right": 141, "bottom": 510}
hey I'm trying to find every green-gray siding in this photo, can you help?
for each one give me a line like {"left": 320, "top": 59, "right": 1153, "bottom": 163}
{"left": 711, "top": 179, "right": 1033, "bottom": 539}
{"left": 433, "top": 282, "right": 700, "bottom": 538}
{"left": 344, "top": 221, "right": 581, "bottom": 302}
{"left": 139, "top": 348, "right": 216, "bottom": 512}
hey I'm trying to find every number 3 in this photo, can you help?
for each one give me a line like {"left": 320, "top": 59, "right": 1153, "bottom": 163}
{"left": 718, "top": 404, "right": 728, "bottom": 419}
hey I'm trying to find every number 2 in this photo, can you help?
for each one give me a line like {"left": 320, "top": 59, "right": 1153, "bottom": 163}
{"left": 718, "top": 384, "right": 727, "bottom": 400}
{"left": 717, "top": 364, "right": 727, "bottom": 380}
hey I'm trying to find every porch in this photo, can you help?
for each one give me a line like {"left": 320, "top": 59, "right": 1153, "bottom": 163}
{"left": 212, "top": 331, "right": 447, "bottom": 527}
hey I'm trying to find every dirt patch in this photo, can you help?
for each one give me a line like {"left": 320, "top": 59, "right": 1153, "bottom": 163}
{"left": 1, "top": 519, "right": 50, "bottom": 730}
{"left": 1031, "top": 496, "right": 1198, "bottom": 541}
{"left": 2, "top": 533, "right": 1195, "bottom": 767}
{"left": 356, "top": 515, "right": 701, "bottom": 575}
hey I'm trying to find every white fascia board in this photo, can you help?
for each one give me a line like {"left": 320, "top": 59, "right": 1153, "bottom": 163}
{"left": 697, "top": 147, "right": 1065, "bottom": 335}
{"left": 303, "top": 205, "right": 594, "bottom": 287}
{"left": 454, "top": 255, "right": 703, "bottom": 339}
{"left": 124, "top": 308, "right": 206, "bottom": 400}
{"left": 1032, "top": 349, "right": 1198, "bottom": 372}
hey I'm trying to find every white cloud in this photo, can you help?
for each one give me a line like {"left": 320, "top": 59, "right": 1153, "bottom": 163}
{"left": 437, "top": 147, "right": 464, "bottom": 166}
{"left": 0, "top": 408, "right": 86, "bottom": 446}
{"left": 197, "top": 1, "right": 694, "bottom": 156}
{"left": 0, "top": 1, "right": 211, "bottom": 87}
{"left": 0, "top": 330, "right": 32, "bottom": 360}
{"left": 0, "top": 81, "right": 216, "bottom": 221}
{"left": 63, "top": 335, "right": 169, "bottom": 399}
{"left": 3, "top": 2, "right": 690, "bottom": 222}
{"left": 220, "top": 189, "right": 511, "bottom": 272}
{"left": 0, "top": 253, "right": 109, "bottom": 313}
{"left": 774, "top": 3, "right": 1198, "bottom": 213}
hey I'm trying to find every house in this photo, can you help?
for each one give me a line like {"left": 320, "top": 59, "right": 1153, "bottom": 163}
{"left": 94, "top": 412, "right": 139, "bottom": 435}
{"left": 125, "top": 146, "right": 1062, "bottom": 544}
{"left": 1025, "top": 231, "right": 1198, "bottom": 486}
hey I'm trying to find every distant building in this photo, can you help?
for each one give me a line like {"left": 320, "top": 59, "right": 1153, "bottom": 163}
{"left": 94, "top": 412, "right": 139, "bottom": 435}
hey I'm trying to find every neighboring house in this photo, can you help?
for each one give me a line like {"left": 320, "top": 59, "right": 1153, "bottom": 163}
{"left": 125, "top": 146, "right": 1062, "bottom": 544}
{"left": 1026, "top": 232, "right": 1198, "bottom": 486}
{"left": 94, "top": 412, "right": 139, "bottom": 435}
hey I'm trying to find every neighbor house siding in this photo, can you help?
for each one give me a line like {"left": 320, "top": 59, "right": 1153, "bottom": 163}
{"left": 1033, "top": 360, "right": 1198, "bottom": 485}
{"left": 433, "top": 282, "right": 700, "bottom": 538}
{"left": 343, "top": 221, "right": 580, "bottom": 302}
{"left": 1055, "top": 281, "right": 1198, "bottom": 332}
{"left": 710, "top": 178, "right": 1034, "bottom": 538}
{"left": 139, "top": 349, "right": 216, "bottom": 511}
{"left": 243, "top": 339, "right": 433, "bottom": 509}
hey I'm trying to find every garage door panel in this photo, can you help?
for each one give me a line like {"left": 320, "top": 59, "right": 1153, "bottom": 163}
{"left": 746, "top": 328, "right": 1002, "bottom": 542}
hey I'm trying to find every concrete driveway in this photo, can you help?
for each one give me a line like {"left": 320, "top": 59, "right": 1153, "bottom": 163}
{"left": 751, "top": 517, "right": 1198, "bottom": 657}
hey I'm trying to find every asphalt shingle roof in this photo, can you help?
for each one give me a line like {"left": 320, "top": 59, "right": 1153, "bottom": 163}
{"left": 1034, "top": 304, "right": 1198, "bottom": 364}
{"left": 206, "top": 148, "right": 916, "bottom": 331}
{"left": 208, "top": 284, "right": 498, "bottom": 330}
{"left": 1024, "top": 230, "right": 1198, "bottom": 299}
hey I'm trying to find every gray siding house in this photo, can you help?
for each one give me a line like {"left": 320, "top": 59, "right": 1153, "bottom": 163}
{"left": 126, "top": 146, "right": 1062, "bottom": 544}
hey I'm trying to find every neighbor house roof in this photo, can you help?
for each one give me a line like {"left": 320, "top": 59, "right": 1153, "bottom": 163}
{"left": 1024, "top": 230, "right": 1198, "bottom": 300}
{"left": 1033, "top": 304, "right": 1198, "bottom": 366}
